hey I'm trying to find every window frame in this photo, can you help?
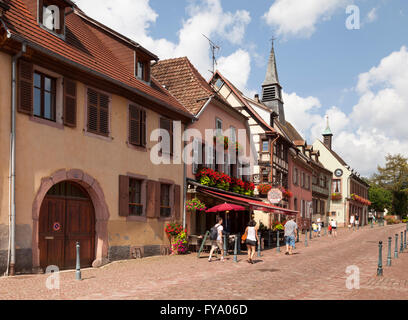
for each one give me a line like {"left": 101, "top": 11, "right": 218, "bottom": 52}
{"left": 159, "top": 183, "right": 174, "bottom": 219}
{"left": 33, "top": 71, "right": 57, "bottom": 122}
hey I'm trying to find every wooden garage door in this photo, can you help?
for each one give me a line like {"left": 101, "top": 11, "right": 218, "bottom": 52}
{"left": 39, "top": 182, "right": 95, "bottom": 270}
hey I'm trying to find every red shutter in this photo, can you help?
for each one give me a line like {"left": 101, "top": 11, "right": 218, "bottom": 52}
{"left": 174, "top": 184, "right": 181, "bottom": 222}
{"left": 119, "top": 175, "right": 129, "bottom": 217}
{"left": 129, "top": 105, "right": 141, "bottom": 145}
{"left": 18, "top": 60, "right": 33, "bottom": 115}
{"left": 63, "top": 78, "right": 77, "bottom": 127}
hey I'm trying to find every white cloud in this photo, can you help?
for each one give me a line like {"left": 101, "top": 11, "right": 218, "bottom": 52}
{"left": 284, "top": 46, "right": 408, "bottom": 176}
{"left": 217, "top": 50, "right": 251, "bottom": 93}
{"left": 75, "top": 0, "right": 252, "bottom": 86}
{"left": 262, "top": 0, "right": 347, "bottom": 38}
{"left": 366, "top": 7, "right": 378, "bottom": 23}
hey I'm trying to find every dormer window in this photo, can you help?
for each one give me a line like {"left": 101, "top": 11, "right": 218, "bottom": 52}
{"left": 135, "top": 53, "right": 150, "bottom": 83}
{"left": 38, "top": 0, "right": 69, "bottom": 36}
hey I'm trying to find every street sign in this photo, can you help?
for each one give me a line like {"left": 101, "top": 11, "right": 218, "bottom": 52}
{"left": 267, "top": 188, "right": 282, "bottom": 204}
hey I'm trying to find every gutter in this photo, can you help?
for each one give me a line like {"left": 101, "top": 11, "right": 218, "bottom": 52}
{"left": 194, "top": 96, "right": 213, "bottom": 120}
{"left": 7, "top": 42, "right": 26, "bottom": 276}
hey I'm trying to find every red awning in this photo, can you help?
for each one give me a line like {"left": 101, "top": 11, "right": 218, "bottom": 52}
{"left": 198, "top": 188, "right": 299, "bottom": 216}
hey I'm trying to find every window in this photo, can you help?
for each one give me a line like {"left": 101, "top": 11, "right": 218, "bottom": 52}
{"left": 230, "top": 126, "right": 236, "bottom": 144}
{"left": 293, "top": 168, "right": 298, "bottom": 185}
{"left": 320, "top": 200, "right": 325, "bottom": 215}
{"left": 216, "top": 118, "right": 223, "bottom": 134}
{"left": 87, "top": 88, "right": 110, "bottom": 136}
{"left": 160, "top": 184, "right": 172, "bottom": 218}
{"left": 262, "top": 140, "right": 269, "bottom": 153}
{"left": 34, "top": 72, "right": 56, "bottom": 121}
{"left": 136, "top": 61, "right": 145, "bottom": 80}
{"left": 294, "top": 198, "right": 298, "bottom": 212}
{"left": 214, "top": 78, "right": 224, "bottom": 90}
{"left": 129, "top": 105, "right": 146, "bottom": 147}
{"left": 38, "top": 1, "right": 65, "bottom": 35}
{"left": 160, "top": 118, "right": 174, "bottom": 155}
{"left": 307, "top": 176, "right": 310, "bottom": 190}
{"left": 332, "top": 179, "right": 341, "bottom": 193}
{"left": 129, "top": 179, "right": 143, "bottom": 216}
{"left": 301, "top": 172, "right": 305, "bottom": 188}
{"left": 135, "top": 55, "right": 150, "bottom": 82}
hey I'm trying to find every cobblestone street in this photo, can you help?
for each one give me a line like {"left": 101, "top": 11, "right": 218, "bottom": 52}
{"left": 1, "top": 224, "right": 407, "bottom": 300}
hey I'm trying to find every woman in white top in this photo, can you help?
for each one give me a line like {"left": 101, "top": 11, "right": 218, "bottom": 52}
{"left": 330, "top": 219, "right": 337, "bottom": 237}
{"left": 242, "top": 220, "right": 259, "bottom": 264}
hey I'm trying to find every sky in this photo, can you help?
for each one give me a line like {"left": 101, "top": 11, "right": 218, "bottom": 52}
{"left": 74, "top": 0, "right": 408, "bottom": 177}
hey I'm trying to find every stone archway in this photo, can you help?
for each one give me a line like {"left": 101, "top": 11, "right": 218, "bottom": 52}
{"left": 32, "top": 169, "right": 110, "bottom": 272}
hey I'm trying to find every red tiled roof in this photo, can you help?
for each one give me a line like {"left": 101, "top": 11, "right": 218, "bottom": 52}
{"left": 1, "top": 0, "right": 192, "bottom": 117}
{"left": 151, "top": 57, "right": 213, "bottom": 115}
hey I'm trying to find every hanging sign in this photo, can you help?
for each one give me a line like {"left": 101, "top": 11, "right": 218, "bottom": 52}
{"left": 53, "top": 222, "right": 61, "bottom": 232}
{"left": 267, "top": 188, "right": 282, "bottom": 204}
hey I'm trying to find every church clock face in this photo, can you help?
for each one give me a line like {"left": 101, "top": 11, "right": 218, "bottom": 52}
{"left": 334, "top": 169, "right": 343, "bottom": 177}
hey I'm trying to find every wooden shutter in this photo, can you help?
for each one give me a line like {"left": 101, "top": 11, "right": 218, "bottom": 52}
{"left": 99, "top": 93, "right": 109, "bottom": 136}
{"left": 63, "top": 78, "right": 77, "bottom": 127}
{"left": 129, "top": 105, "right": 141, "bottom": 145}
{"left": 174, "top": 184, "right": 181, "bottom": 221}
{"left": 141, "top": 109, "right": 146, "bottom": 146}
{"left": 118, "top": 175, "right": 129, "bottom": 217}
{"left": 87, "top": 89, "right": 98, "bottom": 133}
{"left": 146, "top": 180, "right": 156, "bottom": 218}
{"left": 160, "top": 118, "right": 173, "bottom": 155}
{"left": 18, "top": 60, "right": 33, "bottom": 115}
{"left": 155, "top": 182, "right": 161, "bottom": 218}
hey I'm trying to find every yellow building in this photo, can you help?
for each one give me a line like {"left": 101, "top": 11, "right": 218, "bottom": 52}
{"left": 0, "top": 0, "right": 193, "bottom": 275}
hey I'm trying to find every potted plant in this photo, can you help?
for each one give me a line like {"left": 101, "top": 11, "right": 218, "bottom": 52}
{"left": 257, "top": 184, "right": 272, "bottom": 198}
{"left": 185, "top": 198, "right": 206, "bottom": 212}
{"left": 165, "top": 222, "right": 187, "bottom": 255}
{"left": 331, "top": 193, "right": 342, "bottom": 201}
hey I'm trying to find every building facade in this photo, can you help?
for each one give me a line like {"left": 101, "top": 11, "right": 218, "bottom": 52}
{"left": 313, "top": 121, "right": 370, "bottom": 227}
{"left": 0, "top": 0, "right": 193, "bottom": 275}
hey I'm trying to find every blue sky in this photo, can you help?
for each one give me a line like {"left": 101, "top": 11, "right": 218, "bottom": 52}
{"left": 75, "top": 0, "right": 408, "bottom": 176}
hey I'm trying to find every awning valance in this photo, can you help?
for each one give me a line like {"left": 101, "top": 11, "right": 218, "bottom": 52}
{"left": 198, "top": 188, "right": 299, "bottom": 216}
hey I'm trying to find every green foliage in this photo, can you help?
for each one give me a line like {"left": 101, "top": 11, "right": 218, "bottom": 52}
{"left": 370, "top": 154, "right": 408, "bottom": 217}
{"left": 368, "top": 186, "right": 393, "bottom": 212}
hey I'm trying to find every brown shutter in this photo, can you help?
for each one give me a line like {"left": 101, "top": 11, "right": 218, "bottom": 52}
{"left": 63, "top": 78, "right": 77, "bottom": 127}
{"left": 174, "top": 184, "right": 181, "bottom": 222}
{"left": 87, "top": 89, "right": 98, "bottom": 133}
{"left": 18, "top": 60, "right": 33, "bottom": 115}
{"left": 99, "top": 93, "right": 109, "bottom": 136}
{"left": 155, "top": 182, "right": 161, "bottom": 218}
{"left": 141, "top": 109, "right": 146, "bottom": 147}
{"left": 119, "top": 175, "right": 129, "bottom": 217}
{"left": 129, "top": 105, "right": 141, "bottom": 145}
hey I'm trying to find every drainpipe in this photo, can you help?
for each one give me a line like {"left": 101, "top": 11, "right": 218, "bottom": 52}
{"left": 7, "top": 42, "right": 26, "bottom": 276}
{"left": 269, "top": 135, "right": 279, "bottom": 229}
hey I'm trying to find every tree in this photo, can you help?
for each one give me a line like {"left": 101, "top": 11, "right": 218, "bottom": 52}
{"left": 368, "top": 186, "right": 393, "bottom": 212}
{"left": 372, "top": 154, "right": 408, "bottom": 216}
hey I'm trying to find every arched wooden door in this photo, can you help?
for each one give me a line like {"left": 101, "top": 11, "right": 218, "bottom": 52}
{"left": 39, "top": 181, "right": 95, "bottom": 270}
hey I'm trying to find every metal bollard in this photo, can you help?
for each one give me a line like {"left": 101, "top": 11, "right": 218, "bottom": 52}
{"left": 223, "top": 234, "right": 227, "bottom": 257}
{"left": 400, "top": 232, "right": 404, "bottom": 253}
{"left": 309, "top": 227, "right": 312, "bottom": 239}
{"left": 371, "top": 220, "right": 373, "bottom": 228}
{"left": 297, "top": 229, "right": 300, "bottom": 242}
{"left": 233, "top": 234, "right": 238, "bottom": 263}
{"left": 76, "top": 241, "right": 81, "bottom": 281}
{"left": 324, "top": 226, "right": 327, "bottom": 236}
{"left": 277, "top": 230, "right": 280, "bottom": 252}
{"left": 353, "top": 224, "right": 355, "bottom": 231}
{"left": 377, "top": 241, "right": 383, "bottom": 277}
{"left": 394, "top": 234, "right": 399, "bottom": 259}
{"left": 305, "top": 230, "right": 308, "bottom": 247}
{"left": 404, "top": 230, "right": 407, "bottom": 250}
{"left": 268, "top": 230, "right": 272, "bottom": 249}
{"left": 237, "top": 233, "right": 241, "bottom": 254}
{"left": 387, "top": 237, "right": 392, "bottom": 267}
{"left": 257, "top": 232, "right": 261, "bottom": 257}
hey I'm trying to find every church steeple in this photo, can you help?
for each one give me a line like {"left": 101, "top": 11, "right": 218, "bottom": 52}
{"left": 261, "top": 39, "right": 285, "bottom": 124}
{"left": 322, "top": 116, "right": 333, "bottom": 150}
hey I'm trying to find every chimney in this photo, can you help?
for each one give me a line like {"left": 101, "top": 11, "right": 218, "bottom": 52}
{"left": 254, "top": 94, "right": 260, "bottom": 103}
{"left": 270, "top": 111, "right": 278, "bottom": 128}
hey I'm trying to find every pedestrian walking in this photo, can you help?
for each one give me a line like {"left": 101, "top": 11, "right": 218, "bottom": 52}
{"left": 349, "top": 215, "right": 355, "bottom": 230}
{"left": 312, "top": 221, "right": 318, "bottom": 238}
{"left": 355, "top": 214, "right": 359, "bottom": 229}
{"left": 242, "top": 219, "right": 259, "bottom": 264}
{"left": 284, "top": 217, "right": 298, "bottom": 255}
{"left": 330, "top": 219, "right": 337, "bottom": 237}
{"left": 317, "top": 218, "right": 322, "bottom": 237}
{"left": 208, "top": 217, "right": 224, "bottom": 262}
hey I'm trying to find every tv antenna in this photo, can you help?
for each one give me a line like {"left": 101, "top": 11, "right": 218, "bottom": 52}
{"left": 203, "top": 34, "right": 220, "bottom": 75}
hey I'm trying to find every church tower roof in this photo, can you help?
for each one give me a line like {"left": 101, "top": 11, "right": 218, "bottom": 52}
{"left": 263, "top": 40, "right": 280, "bottom": 87}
